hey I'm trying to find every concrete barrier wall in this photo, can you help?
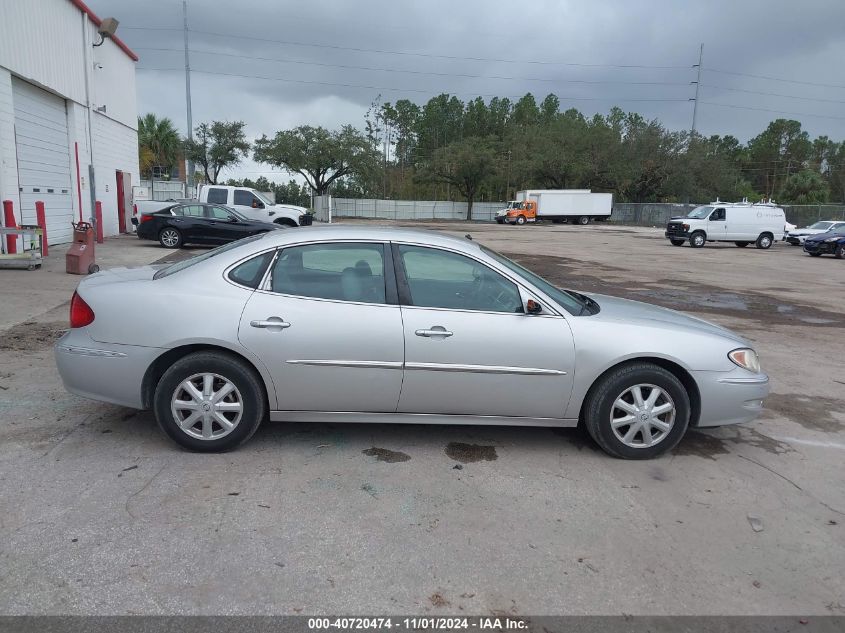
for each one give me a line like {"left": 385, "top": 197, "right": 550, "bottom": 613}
{"left": 329, "top": 197, "right": 845, "bottom": 227}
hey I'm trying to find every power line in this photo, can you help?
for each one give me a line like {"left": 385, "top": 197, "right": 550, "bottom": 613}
{"left": 134, "top": 27, "right": 690, "bottom": 69}
{"left": 702, "top": 84, "right": 845, "bottom": 105}
{"left": 136, "top": 66, "right": 693, "bottom": 102}
{"left": 704, "top": 68, "right": 845, "bottom": 90}
{"left": 134, "top": 46, "right": 692, "bottom": 87}
{"left": 700, "top": 101, "right": 845, "bottom": 121}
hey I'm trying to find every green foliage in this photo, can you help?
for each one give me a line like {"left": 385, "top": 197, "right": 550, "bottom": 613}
{"left": 782, "top": 170, "right": 829, "bottom": 204}
{"left": 183, "top": 121, "right": 250, "bottom": 184}
{"left": 137, "top": 113, "right": 180, "bottom": 179}
{"left": 253, "top": 125, "right": 379, "bottom": 195}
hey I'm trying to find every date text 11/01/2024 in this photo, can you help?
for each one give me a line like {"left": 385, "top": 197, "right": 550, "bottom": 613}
{"left": 307, "top": 618, "right": 529, "bottom": 630}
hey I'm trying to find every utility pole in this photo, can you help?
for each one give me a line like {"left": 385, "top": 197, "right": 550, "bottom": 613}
{"left": 690, "top": 43, "right": 704, "bottom": 138}
{"left": 183, "top": 0, "right": 194, "bottom": 190}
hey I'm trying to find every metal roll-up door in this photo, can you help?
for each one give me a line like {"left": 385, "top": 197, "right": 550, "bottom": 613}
{"left": 12, "top": 78, "right": 74, "bottom": 245}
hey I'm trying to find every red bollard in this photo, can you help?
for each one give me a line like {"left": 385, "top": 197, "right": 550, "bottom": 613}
{"left": 95, "top": 201, "right": 104, "bottom": 244}
{"left": 35, "top": 201, "right": 48, "bottom": 257}
{"left": 2, "top": 200, "right": 17, "bottom": 255}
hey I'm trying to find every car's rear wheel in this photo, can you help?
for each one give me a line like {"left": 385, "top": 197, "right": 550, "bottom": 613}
{"left": 669, "top": 239, "right": 685, "bottom": 247}
{"left": 577, "top": 215, "right": 590, "bottom": 225}
{"left": 735, "top": 241, "right": 749, "bottom": 247}
{"left": 755, "top": 233, "right": 773, "bottom": 249}
{"left": 154, "top": 351, "right": 266, "bottom": 452}
{"left": 515, "top": 215, "right": 527, "bottom": 225}
{"left": 835, "top": 244, "right": 845, "bottom": 259}
{"left": 689, "top": 231, "right": 706, "bottom": 248}
{"left": 582, "top": 362, "right": 690, "bottom": 459}
{"left": 159, "top": 227, "right": 182, "bottom": 249}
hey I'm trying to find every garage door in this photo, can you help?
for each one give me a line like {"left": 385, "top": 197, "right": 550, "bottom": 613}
{"left": 12, "top": 78, "right": 74, "bottom": 245}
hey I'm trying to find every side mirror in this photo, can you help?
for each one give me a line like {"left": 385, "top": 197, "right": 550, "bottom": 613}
{"left": 526, "top": 299, "right": 543, "bottom": 314}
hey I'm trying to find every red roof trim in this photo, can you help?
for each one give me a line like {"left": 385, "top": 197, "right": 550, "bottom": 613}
{"left": 69, "top": 0, "right": 139, "bottom": 62}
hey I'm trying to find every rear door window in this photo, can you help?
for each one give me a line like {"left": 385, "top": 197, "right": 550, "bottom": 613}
{"left": 268, "top": 243, "right": 386, "bottom": 304}
{"left": 206, "top": 188, "right": 228, "bottom": 204}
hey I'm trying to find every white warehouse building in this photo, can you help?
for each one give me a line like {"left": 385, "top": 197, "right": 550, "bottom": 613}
{"left": 0, "top": 0, "right": 139, "bottom": 246}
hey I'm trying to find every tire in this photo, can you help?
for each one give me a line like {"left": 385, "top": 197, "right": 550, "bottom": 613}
{"left": 582, "top": 362, "right": 691, "bottom": 459}
{"left": 734, "top": 241, "right": 749, "bottom": 248}
{"left": 835, "top": 244, "right": 845, "bottom": 259}
{"left": 669, "top": 239, "right": 685, "bottom": 247}
{"left": 153, "top": 351, "right": 266, "bottom": 452}
{"left": 755, "top": 233, "right": 773, "bottom": 249}
{"left": 87, "top": 263, "right": 100, "bottom": 274}
{"left": 273, "top": 218, "right": 297, "bottom": 228}
{"left": 515, "top": 215, "right": 527, "bottom": 225}
{"left": 577, "top": 215, "right": 590, "bottom": 225}
{"left": 159, "top": 227, "right": 182, "bottom": 249}
{"left": 689, "top": 231, "right": 706, "bottom": 248}
{"left": 808, "top": 252, "right": 822, "bottom": 257}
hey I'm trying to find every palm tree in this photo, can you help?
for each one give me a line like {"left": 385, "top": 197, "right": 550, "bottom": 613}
{"left": 138, "top": 113, "right": 180, "bottom": 179}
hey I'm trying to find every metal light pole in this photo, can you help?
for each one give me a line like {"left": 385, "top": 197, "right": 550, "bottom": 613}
{"left": 183, "top": 0, "right": 194, "bottom": 190}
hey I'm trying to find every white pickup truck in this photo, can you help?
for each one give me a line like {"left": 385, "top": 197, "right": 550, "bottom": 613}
{"left": 133, "top": 185, "right": 311, "bottom": 227}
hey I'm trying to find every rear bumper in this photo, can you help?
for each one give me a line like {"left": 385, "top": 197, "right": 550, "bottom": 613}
{"left": 692, "top": 368, "right": 770, "bottom": 427}
{"left": 54, "top": 329, "right": 162, "bottom": 409}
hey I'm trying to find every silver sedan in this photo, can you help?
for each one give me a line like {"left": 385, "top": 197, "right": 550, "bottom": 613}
{"left": 54, "top": 226, "right": 769, "bottom": 459}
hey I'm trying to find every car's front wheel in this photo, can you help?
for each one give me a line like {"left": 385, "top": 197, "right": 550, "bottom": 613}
{"left": 159, "top": 227, "right": 182, "bottom": 249}
{"left": 515, "top": 215, "right": 527, "bottom": 225}
{"left": 835, "top": 244, "right": 845, "bottom": 259}
{"left": 689, "top": 231, "right": 706, "bottom": 248}
{"left": 582, "top": 362, "right": 690, "bottom": 459}
{"left": 153, "top": 351, "right": 266, "bottom": 452}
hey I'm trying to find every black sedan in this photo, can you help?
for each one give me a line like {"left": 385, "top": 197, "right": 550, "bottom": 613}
{"left": 133, "top": 203, "right": 280, "bottom": 248}
{"left": 803, "top": 226, "right": 845, "bottom": 258}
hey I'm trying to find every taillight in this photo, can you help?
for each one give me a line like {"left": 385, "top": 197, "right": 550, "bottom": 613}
{"left": 140, "top": 214, "right": 154, "bottom": 223}
{"left": 133, "top": 203, "right": 138, "bottom": 216}
{"left": 70, "top": 291, "right": 95, "bottom": 328}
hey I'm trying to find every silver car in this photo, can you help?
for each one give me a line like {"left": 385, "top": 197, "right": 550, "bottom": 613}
{"left": 55, "top": 226, "right": 769, "bottom": 459}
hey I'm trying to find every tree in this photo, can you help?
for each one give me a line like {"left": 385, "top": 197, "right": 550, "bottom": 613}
{"left": 253, "top": 125, "right": 379, "bottom": 196}
{"left": 746, "top": 119, "right": 811, "bottom": 199}
{"left": 183, "top": 120, "right": 250, "bottom": 184}
{"left": 137, "top": 113, "right": 180, "bottom": 179}
{"left": 417, "top": 136, "right": 499, "bottom": 219}
{"left": 782, "top": 169, "right": 829, "bottom": 204}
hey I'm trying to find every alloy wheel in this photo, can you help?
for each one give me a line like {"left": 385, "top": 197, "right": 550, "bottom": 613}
{"left": 161, "top": 229, "right": 180, "bottom": 247}
{"left": 171, "top": 373, "right": 243, "bottom": 440}
{"left": 610, "top": 384, "right": 676, "bottom": 449}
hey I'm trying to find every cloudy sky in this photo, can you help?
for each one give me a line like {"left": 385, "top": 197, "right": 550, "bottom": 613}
{"left": 93, "top": 0, "right": 845, "bottom": 182}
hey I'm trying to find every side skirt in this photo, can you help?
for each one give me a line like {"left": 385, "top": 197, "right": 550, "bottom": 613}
{"left": 269, "top": 411, "right": 579, "bottom": 427}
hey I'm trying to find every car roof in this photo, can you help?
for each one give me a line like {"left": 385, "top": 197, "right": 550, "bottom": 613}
{"left": 256, "top": 224, "right": 481, "bottom": 251}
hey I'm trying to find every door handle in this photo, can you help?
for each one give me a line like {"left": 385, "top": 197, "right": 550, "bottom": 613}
{"left": 415, "top": 327, "right": 453, "bottom": 338}
{"left": 250, "top": 318, "right": 291, "bottom": 330}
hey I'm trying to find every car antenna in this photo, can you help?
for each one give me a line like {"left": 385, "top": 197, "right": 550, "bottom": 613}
{"left": 465, "top": 234, "right": 473, "bottom": 240}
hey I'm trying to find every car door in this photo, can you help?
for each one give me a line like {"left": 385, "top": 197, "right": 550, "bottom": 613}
{"left": 708, "top": 207, "right": 728, "bottom": 240}
{"left": 171, "top": 204, "right": 212, "bottom": 243}
{"left": 237, "top": 241, "right": 404, "bottom": 412}
{"left": 394, "top": 243, "right": 575, "bottom": 419}
{"left": 204, "top": 204, "right": 251, "bottom": 242}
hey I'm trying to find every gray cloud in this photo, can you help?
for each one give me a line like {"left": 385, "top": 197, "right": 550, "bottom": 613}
{"left": 93, "top": 0, "right": 845, "bottom": 181}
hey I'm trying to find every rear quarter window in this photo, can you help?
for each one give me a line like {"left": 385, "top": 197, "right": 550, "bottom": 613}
{"left": 227, "top": 251, "right": 274, "bottom": 288}
{"left": 206, "top": 188, "right": 228, "bottom": 204}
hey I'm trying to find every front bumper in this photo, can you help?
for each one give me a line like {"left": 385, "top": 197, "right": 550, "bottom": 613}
{"left": 298, "top": 214, "right": 313, "bottom": 226}
{"left": 692, "top": 368, "right": 770, "bottom": 427}
{"left": 55, "top": 329, "right": 163, "bottom": 409}
{"left": 665, "top": 229, "right": 690, "bottom": 239}
{"left": 803, "top": 241, "right": 836, "bottom": 255}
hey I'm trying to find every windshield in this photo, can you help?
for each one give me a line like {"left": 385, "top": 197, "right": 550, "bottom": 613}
{"left": 686, "top": 206, "right": 714, "bottom": 219}
{"left": 253, "top": 190, "right": 274, "bottom": 206}
{"left": 481, "top": 246, "right": 598, "bottom": 316}
{"left": 153, "top": 233, "right": 268, "bottom": 279}
{"left": 808, "top": 221, "right": 834, "bottom": 230}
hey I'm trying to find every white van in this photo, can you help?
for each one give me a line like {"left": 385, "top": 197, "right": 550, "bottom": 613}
{"left": 664, "top": 200, "right": 785, "bottom": 249}
{"left": 198, "top": 185, "right": 310, "bottom": 227}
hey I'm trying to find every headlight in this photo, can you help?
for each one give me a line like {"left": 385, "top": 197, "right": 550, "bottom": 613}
{"left": 729, "top": 348, "right": 761, "bottom": 373}
{"left": 824, "top": 237, "right": 839, "bottom": 242}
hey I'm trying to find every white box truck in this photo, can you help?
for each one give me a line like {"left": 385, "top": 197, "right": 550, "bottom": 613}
{"left": 495, "top": 190, "right": 613, "bottom": 225}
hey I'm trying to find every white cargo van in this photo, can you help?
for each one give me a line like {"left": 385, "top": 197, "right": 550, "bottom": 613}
{"left": 198, "top": 185, "right": 310, "bottom": 226}
{"left": 664, "top": 200, "right": 785, "bottom": 249}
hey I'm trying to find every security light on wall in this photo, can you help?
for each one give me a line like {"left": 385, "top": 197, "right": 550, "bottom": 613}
{"left": 93, "top": 17, "right": 119, "bottom": 46}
